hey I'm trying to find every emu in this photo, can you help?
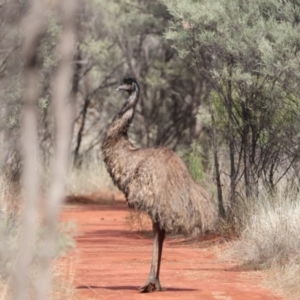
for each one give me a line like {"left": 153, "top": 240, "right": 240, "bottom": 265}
{"left": 101, "top": 78, "right": 217, "bottom": 292}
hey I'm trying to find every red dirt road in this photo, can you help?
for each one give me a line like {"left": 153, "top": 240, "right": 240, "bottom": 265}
{"left": 62, "top": 203, "right": 281, "bottom": 300}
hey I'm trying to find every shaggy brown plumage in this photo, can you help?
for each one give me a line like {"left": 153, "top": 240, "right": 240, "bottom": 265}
{"left": 102, "top": 78, "right": 217, "bottom": 292}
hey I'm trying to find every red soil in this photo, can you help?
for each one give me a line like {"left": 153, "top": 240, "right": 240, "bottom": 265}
{"left": 61, "top": 203, "right": 282, "bottom": 300}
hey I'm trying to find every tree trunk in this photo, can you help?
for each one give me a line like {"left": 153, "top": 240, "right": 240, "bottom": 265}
{"left": 209, "top": 96, "right": 225, "bottom": 218}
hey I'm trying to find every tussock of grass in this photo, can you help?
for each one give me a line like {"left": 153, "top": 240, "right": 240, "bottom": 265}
{"left": 267, "top": 260, "right": 300, "bottom": 300}
{"left": 222, "top": 186, "right": 300, "bottom": 298}
{"left": 225, "top": 193, "right": 300, "bottom": 267}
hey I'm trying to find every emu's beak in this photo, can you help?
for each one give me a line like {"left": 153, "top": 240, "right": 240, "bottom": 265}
{"left": 116, "top": 84, "right": 127, "bottom": 91}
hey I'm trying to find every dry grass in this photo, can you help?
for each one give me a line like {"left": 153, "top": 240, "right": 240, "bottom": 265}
{"left": 222, "top": 185, "right": 300, "bottom": 299}
{"left": 50, "top": 254, "right": 78, "bottom": 300}
{"left": 0, "top": 175, "right": 78, "bottom": 299}
{"left": 66, "top": 158, "right": 115, "bottom": 196}
{"left": 65, "top": 157, "right": 127, "bottom": 205}
{"left": 266, "top": 260, "right": 300, "bottom": 300}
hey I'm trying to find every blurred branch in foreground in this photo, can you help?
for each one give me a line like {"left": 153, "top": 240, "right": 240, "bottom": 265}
{"left": 13, "top": 0, "right": 47, "bottom": 300}
{"left": 36, "top": 0, "right": 78, "bottom": 299}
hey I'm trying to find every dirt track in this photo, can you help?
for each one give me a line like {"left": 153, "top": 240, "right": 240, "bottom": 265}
{"left": 61, "top": 203, "right": 282, "bottom": 300}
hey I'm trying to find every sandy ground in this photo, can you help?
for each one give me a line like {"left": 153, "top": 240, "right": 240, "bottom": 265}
{"left": 61, "top": 203, "right": 282, "bottom": 300}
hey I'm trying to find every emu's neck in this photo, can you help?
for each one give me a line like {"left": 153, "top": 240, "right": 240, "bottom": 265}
{"left": 101, "top": 86, "right": 139, "bottom": 194}
{"left": 102, "top": 87, "right": 139, "bottom": 149}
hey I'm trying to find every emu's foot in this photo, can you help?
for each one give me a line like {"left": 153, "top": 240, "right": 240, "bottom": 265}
{"left": 139, "top": 279, "right": 164, "bottom": 293}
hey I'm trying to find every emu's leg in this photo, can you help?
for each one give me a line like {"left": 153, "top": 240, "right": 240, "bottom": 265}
{"left": 139, "top": 222, "right": 165, "bottom": 293}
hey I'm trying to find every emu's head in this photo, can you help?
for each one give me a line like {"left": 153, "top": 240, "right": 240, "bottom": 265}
{"left": 116, "top": 77, "right": 138, "bottom": 94}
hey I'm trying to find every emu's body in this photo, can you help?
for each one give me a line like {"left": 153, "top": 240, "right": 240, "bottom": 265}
{"left": 102, "top": 78, "right": 217, "bottom": 292}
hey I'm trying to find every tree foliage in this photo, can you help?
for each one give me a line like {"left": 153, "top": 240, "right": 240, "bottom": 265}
{"left": 73, "top": 0, "right": 210, "bottom": 164}
{"left": 163, "top": 0, "right": 300, "bottom": 206}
